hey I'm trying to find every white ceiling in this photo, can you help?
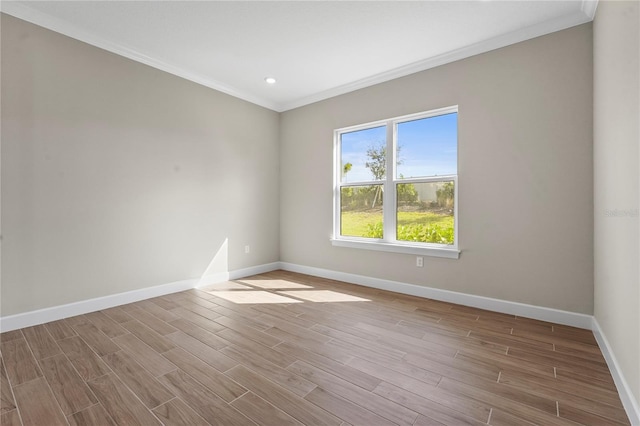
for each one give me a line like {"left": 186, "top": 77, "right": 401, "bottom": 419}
{"left": 1, "top": 1, "right": 597, "bottom": 112}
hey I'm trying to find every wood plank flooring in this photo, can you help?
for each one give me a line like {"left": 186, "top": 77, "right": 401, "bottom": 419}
{"left": 0, "top": 270, "right": 630, "bottom": 425}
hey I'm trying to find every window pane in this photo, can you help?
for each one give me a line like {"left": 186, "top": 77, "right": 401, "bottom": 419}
{"left": 396, "top": 181, "right": 454, "bottom": 245}
{"left": 340, "top": 126, "right": 386, "bottom": 183}
{"left": 340, "top": 185, "right": 383, "bottom": 238}
{"left": 396, "top": 113, "right": 457, "bottom": 179}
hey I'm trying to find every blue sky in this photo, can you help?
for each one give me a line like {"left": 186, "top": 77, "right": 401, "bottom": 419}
{"left": 340, "top": 112, "right": 457, "bottom": 182}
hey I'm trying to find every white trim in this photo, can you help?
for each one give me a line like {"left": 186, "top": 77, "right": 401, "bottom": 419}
{"left": 3, "top": 258, "right": 636, "bottom": 422}
{"left": 383, "top": 123, "right": 395, "bottom": 244}
{"left": 592, "top": 318, "right": 640, "bottom": 425}
{"left": 0, "top": 260, "right": 593, "bottom": 331}
{"left": 280, "top": 10, "right": 594, "bottom": 111}
{"left": 0, "top": 2, "right": 595, "bottom": 113}
{"left": 392, "top": 175, "right": 458, "bottom": 185}
{"left": 333, "top": 107, "right": 459, "bottom": 254}
{"left": 330, "top": 238, "right": 460, "bottom": 259}
{"left": 228, "top": 262, "right": 281, "bottom": 281}
{"left": 581, "top": 0, "right": 599, "bottom": 21}
{"left": 0, "top": 278, "right": 198, "bottom": 332}
{"left": 279, "top": 262, "right": 593, "bottom": 329}
{"left": 0, "top": 262, "right": 281, "bottom": 332}
{"left": 0, "top": 1, "right": 280, "bottom": 112}
{"left": 196, "top": 272, "right": 232, "bottom": 287}
{"left": 334, "top": 106, "right": 459, "bottom": 135}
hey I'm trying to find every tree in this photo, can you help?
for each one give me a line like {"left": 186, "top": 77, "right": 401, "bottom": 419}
{"left": 365, "top": 143, "right": 405, "bottom": 208}
{"left": 436, "top": 181, "right": 454, "bottom": 208}
{"left": 397, "top": 182, "right": 418, "bottom": 204}
{"left": 365, "top": 144, "right": 385, "bottom": 208}
{"left": 342, "top": 162, "right": 352, "bottom": 182}
{"left": 365, "top": 145, "right": 386, "bottom": 181}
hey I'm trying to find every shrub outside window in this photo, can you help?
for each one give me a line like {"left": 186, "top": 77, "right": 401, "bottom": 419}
{"left": 332, "top": 106, "right": 459, "bottom": 259}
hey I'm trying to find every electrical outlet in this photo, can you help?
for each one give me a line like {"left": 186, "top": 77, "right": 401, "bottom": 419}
{"left": 244, "top": 245, "right": 250, "bottom": 254}
{"left": 416, "top": 256, "right": 424, "bottom": 267}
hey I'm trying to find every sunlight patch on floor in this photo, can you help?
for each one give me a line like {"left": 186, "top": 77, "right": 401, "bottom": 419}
{"left": 278, "top": 290, "right": 370, "bottom": 303}
{"left": 209, "top": 290, "right": 303, "bottom": 304}
{"left": 200, "top": 281, "right": 252, "bottom": 291}
{"left": 238, "top": 279, "right": 313, "bottom": 289}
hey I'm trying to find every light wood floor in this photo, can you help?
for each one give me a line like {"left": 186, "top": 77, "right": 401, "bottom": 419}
{"left": 0, "top": 270, "right": 630, "bottom": 426}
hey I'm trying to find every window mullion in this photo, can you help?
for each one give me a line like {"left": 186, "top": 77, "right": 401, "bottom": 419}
{"left": 334, "top": 131, "right": 341, "bottom": 239}
{"left": 382, "top": 122, "right": 395, "bottom": 242}
{"left": 334, "top": 106, "right": 458, "bottom": 253}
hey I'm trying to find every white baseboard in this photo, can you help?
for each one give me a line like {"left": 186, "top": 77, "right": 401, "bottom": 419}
{"left": 592, "top": 318, "right": 640, "bottom": 425}
{"left": 196, "top": 262, "right": 281, "bottom": 287}
{"left": 0, "top": 262, "right": 282, "bottom": 332}
{"left": 0, "top": 278, "right": 198, "bottom": 332}
{"left": 0, "top": 260, "right": 595, "bottom": 331}
{"left": 279, "top": 262, "right": 593, "bottom": 329}
{"left": 4, "top": 260, "right": 637, "bottom": 424}
{"left": 228, "top": 262, "right": 281, "bottom": 281}
{"left": 196, "top": 272, "right": 231, "bottom": 287}
{"left": 1, "top": 261, "right": 592, "bottom": 332}
{"left": 281, "top": 262, "right": 640, "bottom": 423}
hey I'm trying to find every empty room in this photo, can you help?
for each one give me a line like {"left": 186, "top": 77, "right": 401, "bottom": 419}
{"left": 1, "top": 1, "right": 638, "bottom": 425}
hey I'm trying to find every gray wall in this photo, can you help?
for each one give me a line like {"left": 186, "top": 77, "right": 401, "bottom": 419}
{"left": 280, "top": 24, "right": 594, "bottom": 314}
{"left": 594, "top": 0, "right": 640, "bottom": 408}
{"left": 1, "top": 14, "right": 281, "bottom": 316}
{"left": 4, "top": 5, "right": 636, "bottom": 411}
{"left": 1, "top": 14, "right": 598, "bottom": 321}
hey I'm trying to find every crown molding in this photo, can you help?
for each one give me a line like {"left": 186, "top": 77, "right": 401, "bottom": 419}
{"left": 280, "top": 8, "right": 596, "bottom": 112}
{"left": 1, "top": 1, "right": 597, "bottom": 113}
{"left": 0, "top": 1, "right": 280, "bottom": 111}
{"left": 581, "top": 0, "right": 599, "bottom": 21}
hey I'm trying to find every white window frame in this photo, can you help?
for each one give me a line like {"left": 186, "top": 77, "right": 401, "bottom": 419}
{"left": 331, "top": 105, "right": 460, "bottom": 259}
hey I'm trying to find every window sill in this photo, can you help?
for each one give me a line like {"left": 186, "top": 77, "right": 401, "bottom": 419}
{"left": 330, "top": 238, "right": 460, "bottom": 259}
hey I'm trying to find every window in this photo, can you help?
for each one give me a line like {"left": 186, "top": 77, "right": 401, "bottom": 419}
{"left": 332, "top": 106, "right": 459, "bottom": 259}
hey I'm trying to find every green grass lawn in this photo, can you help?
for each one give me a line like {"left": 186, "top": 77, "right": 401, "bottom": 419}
{"left": 341, "top": 209, "right": 454, "bottom": 243}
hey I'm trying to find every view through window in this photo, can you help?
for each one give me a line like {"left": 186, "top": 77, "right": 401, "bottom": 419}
{"left": 335, "top": 106, "right": 458, "bottom": 250}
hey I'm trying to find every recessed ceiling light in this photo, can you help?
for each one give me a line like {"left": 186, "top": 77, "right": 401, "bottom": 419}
{"left": 264, "top": 77, "right": 277, "bottom": 85}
